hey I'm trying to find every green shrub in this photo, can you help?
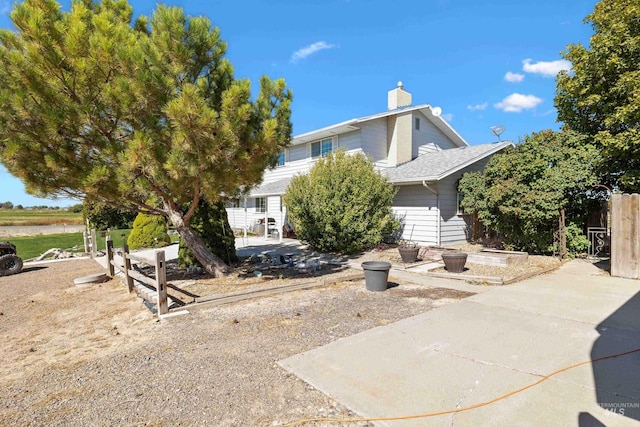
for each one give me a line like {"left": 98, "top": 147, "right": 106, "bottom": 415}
{"left": 127, "top": 212, "right": 171, "bottom": 250}
{"left": 283, "top": 151, "right": 397, "bottom": 254}
{"left": 566, "top": 222, "right": 590, "bottom": 256}
{"left": 178, "top": 200, "right": 237, "bottom": 267}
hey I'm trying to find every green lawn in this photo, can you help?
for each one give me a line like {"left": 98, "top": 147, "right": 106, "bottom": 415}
{"left": 10, "top": 229, "right": 132, "bottom": 260}
{"left": 10, "top": 229, "right": 180, "bottom": 260}
{"left": 0, "top": 209, "right": 83, "bottom": 226}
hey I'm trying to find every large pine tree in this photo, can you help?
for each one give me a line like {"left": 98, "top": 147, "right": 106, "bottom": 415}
{"left": 0, "top": 0, "right": 292, "bottom": 276}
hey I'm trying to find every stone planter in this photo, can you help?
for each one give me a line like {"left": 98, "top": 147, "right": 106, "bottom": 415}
{"left": 361, "top": 261, "right": 392, "bottom": 292}
{"left": 442, "top": 252, "right": 468, "bottom": 273}
{"left": 398, "top": 247, "right": 419, "bottom": 263}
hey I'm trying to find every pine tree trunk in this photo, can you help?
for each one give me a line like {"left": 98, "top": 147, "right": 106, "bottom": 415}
{"left": 166, "top": 208, "right": 232, "bottom": 277}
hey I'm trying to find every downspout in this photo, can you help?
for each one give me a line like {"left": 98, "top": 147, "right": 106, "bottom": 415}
{"left": 422, "top": 180, "right": 440, "bottom": 246}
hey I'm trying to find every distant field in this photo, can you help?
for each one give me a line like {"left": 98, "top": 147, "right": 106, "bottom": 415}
{"left": 0, "top": 209, "right": 83, "bottom": 226}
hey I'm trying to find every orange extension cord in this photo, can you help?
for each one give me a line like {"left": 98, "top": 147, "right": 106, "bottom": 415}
{"left": 281, "top": 347, "right": 640, "bottom": 427}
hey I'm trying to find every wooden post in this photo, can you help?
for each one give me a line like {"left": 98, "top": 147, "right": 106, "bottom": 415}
{"left": 106, "top": 238, "right": 115, "bottom": 278}
{"left": 155, "top": 250, "right": 168, "bottom": 316}
{"left": 122, "top": 244, "right": 134, "bottom": 293}
{"left": 559, "top": 207, "right": 566, "bottom": 260}
{"left": 83, "top": 231, "right": 90, "bottom": 253}
{"left": 90, "top": 228, "right": 97, "bottom": 258}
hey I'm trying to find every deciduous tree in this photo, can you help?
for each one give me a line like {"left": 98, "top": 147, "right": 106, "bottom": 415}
{"left": 459, "top": 130, "right": 605, "bottom": 254}
{"left": 555, "top": 0, "right": 640, "bottom": 191}
{"left": 0, "top": 0, "right": 292, "bottom": 276}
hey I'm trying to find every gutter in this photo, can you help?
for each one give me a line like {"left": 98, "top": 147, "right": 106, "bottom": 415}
{"left": 422, "top": 180, "right": 441, "bottom": 246}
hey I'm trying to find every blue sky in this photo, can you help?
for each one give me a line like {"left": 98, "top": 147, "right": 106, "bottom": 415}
{"left": 0, "top": 0, "right": 597, "bottom": 207}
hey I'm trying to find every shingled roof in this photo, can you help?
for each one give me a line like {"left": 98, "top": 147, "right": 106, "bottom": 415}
{"left": 384, "top": 141, "right": 513, "bottom": 183}
{"left": 249, "top": 177, "right": 292, "bottom": 197}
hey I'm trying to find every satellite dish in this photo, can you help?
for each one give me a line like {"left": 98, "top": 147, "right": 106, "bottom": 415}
{"left": 431, "top": 106, "right": 442, "bottom": 117}
{"left": 491, "top": 125, "right": 505, "bottom": 141}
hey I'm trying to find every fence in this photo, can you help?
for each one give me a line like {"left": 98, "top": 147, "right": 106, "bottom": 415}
{"left": 105, "top": 239, "right": 169, "bottom": 317}
{"left": 611, "top": 193, "right": 640, "bottom": 279}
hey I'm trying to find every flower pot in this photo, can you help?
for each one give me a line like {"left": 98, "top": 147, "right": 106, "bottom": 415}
{"left": 441, "top": 252, "right": 468, "bottom": 273}
{"left": 361, "top": 261, "right": 391, "bottom": 292}
{"left": 398, "top": 247, "right": 419, "bottom": 263}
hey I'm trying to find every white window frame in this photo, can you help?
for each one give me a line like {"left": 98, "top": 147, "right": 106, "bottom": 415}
{"left": 277, "top": 150, "right": 286, "bottom": 167}
{"left": 310, "top": 138, "right": 334, "bottom": 158}
{"left": 255, "top": 197, "right": 267, "bottom": 213}
{"left": 415, "top": 117, "right": 420, "bottom": 130}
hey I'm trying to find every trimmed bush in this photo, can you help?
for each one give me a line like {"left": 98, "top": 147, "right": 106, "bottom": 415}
{"left": 127, "top": 212, "right": 171, "bottom": 250}
{"left": 284, "top": 151, "right": 397, "bottom": 254}
{"left": 178, "top": 200, "right": 237, "bottom": 268}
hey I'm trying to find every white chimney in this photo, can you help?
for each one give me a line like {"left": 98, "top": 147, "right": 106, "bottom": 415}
{"left": 388, "top": 81, "right": 412, "bottom": 110}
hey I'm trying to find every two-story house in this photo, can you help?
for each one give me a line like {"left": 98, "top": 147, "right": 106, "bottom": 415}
{"left": 226, "top": 83, "right": 512, "bottom": 246}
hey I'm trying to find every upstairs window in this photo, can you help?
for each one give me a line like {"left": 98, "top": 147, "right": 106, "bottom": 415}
{"left": 277, "top": 151, "right": 285, "bottom": 166}
{"left": 311, "top": 138, "right": 333, "bottom": 158}
{"left": 415, "top": 117, "right": 420, "bottom": 130}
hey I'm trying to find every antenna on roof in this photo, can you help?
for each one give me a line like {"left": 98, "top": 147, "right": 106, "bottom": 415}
{"left": 431, "top": 106, "right": 442, "bottom": 117}
{"left": 491, "top": 125, "right": 505, "bottom": 141}
{"left": 397, "top": 81, "right": 403, "bottom": 88}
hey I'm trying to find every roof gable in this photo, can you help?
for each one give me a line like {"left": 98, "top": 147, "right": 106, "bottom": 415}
{"left": 291, "top": 104, "right": 468, "bottom": 148}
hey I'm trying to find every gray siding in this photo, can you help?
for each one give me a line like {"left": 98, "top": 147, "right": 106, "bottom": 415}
{"left": 360, "top": 118, "right": 389, "bottom": 167}
{"left": 392, "top": 184, "right": 439, "bottom": 245}
{"left": 337, "top": 130, "right": 361, "bottom": 152}
{"left": 412, "top": 111, "right": 457, "bottom": 158}
{"left": 262, "top": 142, "right": 313, "bottom": 184}
{"left": 439, "top": 158, "right": 491, "bottom": 245}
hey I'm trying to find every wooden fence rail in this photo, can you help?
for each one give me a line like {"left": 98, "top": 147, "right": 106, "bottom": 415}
{"left": 105, "top": 237, "right": 169, "bottom": 317}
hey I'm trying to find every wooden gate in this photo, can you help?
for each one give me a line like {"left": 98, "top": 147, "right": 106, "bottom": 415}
{"left": 611, "top": 193, "right": 640, "bottom": 279}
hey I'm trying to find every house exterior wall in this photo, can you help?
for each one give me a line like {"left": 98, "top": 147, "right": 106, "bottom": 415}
{"left": 438, "top": 157, "right": 492, "bottom": 245}
{"left": 261, "top": 130, "right": 365, "bottom": 185}
{"left": 359, "top": 118, "right": 388, "bottom": 167}
{"left": 392, "top": 184, "right": 439, "bottom": 245}
{"left": 224, "top": 103, "right": 495, "bottom": 244}
{"left": 412, "top": 111, "right": 457, "bottom": 158}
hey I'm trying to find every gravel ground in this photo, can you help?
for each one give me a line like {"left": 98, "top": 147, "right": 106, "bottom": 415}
{"left": 0, "top": 258, "right": 474, "bottom": 426}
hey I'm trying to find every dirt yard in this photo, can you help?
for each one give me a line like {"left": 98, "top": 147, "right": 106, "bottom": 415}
{"left": 0, "top": 258, "right": 474, "bottom": 426}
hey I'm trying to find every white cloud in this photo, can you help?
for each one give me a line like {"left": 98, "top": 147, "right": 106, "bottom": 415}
{"left": 290, "top": 41, "right": 336, "bottom": 63}
{"left": 504, "top": 71, "right": 525, "bottom": 83}
{"left": 467, "top": 102, "right": 488, "bottom": 112}
{"left": 494, "top": 93, "right": 543, "bottom": 113}
{"left": 442, "top": 113, "right": 454, "bottom": 122}
{"left": 522, "top": 58, "right": 571, "bottom": 77}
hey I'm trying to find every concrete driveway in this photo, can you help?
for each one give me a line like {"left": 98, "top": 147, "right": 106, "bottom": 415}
{"left": 279, "top": 260, "right": 640, "bottom": 426}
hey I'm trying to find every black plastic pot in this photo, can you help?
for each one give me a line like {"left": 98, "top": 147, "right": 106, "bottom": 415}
{"left": 398, "top": 247, "right": 419, "bottom": 263}
{"left": 441, "top": 252, "right": 468, "bottom": 273}
{"left": 361, "top": 261, "right": 392, "bottom": 291}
